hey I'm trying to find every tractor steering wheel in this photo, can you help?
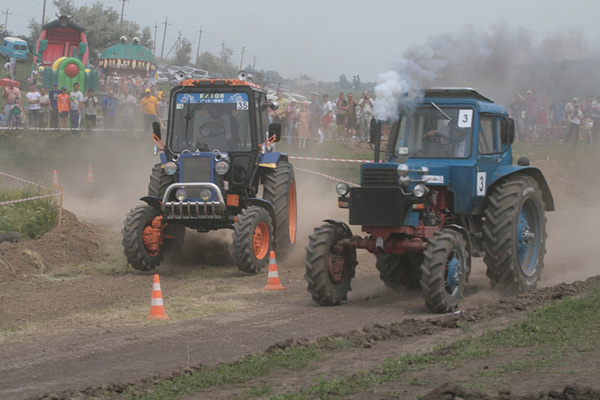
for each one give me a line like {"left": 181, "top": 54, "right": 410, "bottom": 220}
{"left": 424, "top": 132, "right": 455, "bottom": 156}
{"left": 198, "top": 121, "right": 227, "bottom": 138}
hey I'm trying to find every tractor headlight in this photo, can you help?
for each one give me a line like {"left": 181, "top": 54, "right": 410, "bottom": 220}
{"left": 199, "top": 188, "right": 212, "bottom": 201}
{"left": 420, "top": 166, "right": 429, "bottom": 174}
{"left": 215, "top": 161, "right": 229, "bottom": 175}
{"left": 336, "top": 182, "right": 350, "bottom": 196}
{"left": 164, "top": 162, "right": 177, "bottom": 175}
{"left": 413, "top": 183, "right": 427, "bottom": 198}
{"left": 398, "top": 175, "right": 410, "bottom": 187}
{"left": 175, "top": 188, "right": 187, "bottom": 201}
{"left": 397, "top": 163, "right": 409, "bottom": 177}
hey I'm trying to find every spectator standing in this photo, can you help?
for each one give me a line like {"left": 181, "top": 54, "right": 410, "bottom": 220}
{"left": 509, "top": 93, "right": 525, "bottom": 141}
{"left": 285, "top": 100, "right": 296, "bottom": 144}
{"left": 57, "top": 86, "right": 70, "bottom": 128}
{"left": 102, "top": 90, "right": 117, "bottom": 130}
{"left": 25, "top": 84, "right": 41, "bottom": 128}
{"left": 8, "top": 99, "right": 23, "bottom": 128}
{"left": 336, "top": 92, "right": 348, "bottom": 139}
{"left": 523, "top": 90, "right": 537, "bottom": 144}
{"left": 321, "top": 94, "right": 333, "bottom": 139}
{"left": 69, "top": 83, "right": 84, "bottom": 129}
{"left": 358, "top": 90, "right": 374, "bottom": 142}
{"left": 2, "top": 80, "right": 21, "bottom": 123}
{"left": 565, "top": 101, "right": 583, "bottom": 144}
{"left": 39, "top": 87, "right": 50, "bottom": 128}
{"left": 158, "top": 91, "right": 168, "bottom": 127}
{"left": 588, "top": 99, "right": 600, "bottom": 144}
{"left": 297, "top": 103, "right": 309, "bottom": 148}
{"left": 140, "top": 88, "right": 159, "bottom": 131}
{"left": 84, "top": 89, "right": 98, "bottom": 128}
{"left": 48, "top": 82, "right": 61, "bottom": 128}
{"left": 346, "top": 93, "right": 357, "bottom": 140}
{"left": 308, "top": 93, "right": 322, "bottom": 142}
{"left": 120, "top": 88, "right": 137, "bottom": 130}
{"left": 548, "top": 98, "right": 565, "bottom": 140}
{"left": 274, "top": 90, "right": 288, "bottom": 135}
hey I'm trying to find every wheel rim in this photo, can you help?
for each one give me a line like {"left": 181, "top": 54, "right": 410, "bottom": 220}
{"left": 288, "top": 180, "right": 297, "bottom": 245}
{"left": 517, "top": 198, "right": 541, "bottom": 276}
{"left": 142, "top": 216, "right": 163, "bottom": 257}
{"left": 444, "top": 250, "right": 462, "bottom": 296}
{"left": 252, "top": 221, "right": 270, "bottom": 260}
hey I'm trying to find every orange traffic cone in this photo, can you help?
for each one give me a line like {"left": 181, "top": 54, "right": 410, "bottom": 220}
{"left": 86, "top": 165, "right": 94, "bottom": 183}
{"left": 51, "top": 170, "right": 59, "bottom": 189}
{"left": 148, "top": 274, "right": 169, "bottom": 319}
{"left": 263, "top": 250, "right": 286, "bottom": 290}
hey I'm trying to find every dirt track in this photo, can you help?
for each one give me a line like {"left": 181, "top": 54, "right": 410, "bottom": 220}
{"left": 1, "top": 137, "right": 599, "bottom": 399}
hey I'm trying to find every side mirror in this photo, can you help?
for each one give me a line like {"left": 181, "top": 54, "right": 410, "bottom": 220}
{"left": 152, "top": 121, "right": 161, "bottom": 140}
{"left": 268, "top": 123, "right": 282, "bottom": 142}
{"left": 268, "top": 100, "right": 279, "bottom": 111}
{"left": 501, "top": 118, "right": 515, "bottom": 145}
{"left": 369, "top": 117, "right": 381, "bottom": 144}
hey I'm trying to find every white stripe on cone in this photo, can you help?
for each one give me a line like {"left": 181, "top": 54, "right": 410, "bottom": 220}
{"left": 151, "top": 298, "right": 164, "bottom": 306}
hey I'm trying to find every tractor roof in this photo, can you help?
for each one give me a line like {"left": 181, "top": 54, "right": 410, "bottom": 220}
{"left": 178, "top": 78, "right": 263, "bottom": 91}
{"left": 424, "top": 87, "right": 494, "bottom": 103}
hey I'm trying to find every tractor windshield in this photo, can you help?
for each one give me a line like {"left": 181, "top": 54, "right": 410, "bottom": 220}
{"left": 393, "top": 106, "right": 473, "bottom": 159}
{"left": 169, "top": 91, "right": 253, "bottom": 153}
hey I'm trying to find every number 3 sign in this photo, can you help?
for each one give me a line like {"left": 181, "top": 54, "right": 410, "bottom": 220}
{"left": 458, "top": 109, "right": 473, "bottom": 128}
{"left": 476, "top": 172, "right": 486, "bottom": 196}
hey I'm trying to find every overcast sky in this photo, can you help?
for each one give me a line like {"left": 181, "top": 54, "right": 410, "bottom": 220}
{"left": 5, "top": 0, "right": 600, "bottom": 82}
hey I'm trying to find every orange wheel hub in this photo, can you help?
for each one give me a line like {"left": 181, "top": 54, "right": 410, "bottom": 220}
{"left": 253, "top": 221, "right": 270, "bottom": 260}
{"left": 142, "top": 216, "right": 164, "bottom": 257}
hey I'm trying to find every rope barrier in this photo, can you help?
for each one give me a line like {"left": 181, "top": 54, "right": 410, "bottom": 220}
{"left": 289, "top": 156, "right": 373, "bottom": 163}
{"left": 0, "top": 193, "right": 60, "bottom": 206}
{"left": 0, "top": 171, "right": 60, "bottom": 192}
{"left": 295, "top": 167, "right": 359, "bottom": 187}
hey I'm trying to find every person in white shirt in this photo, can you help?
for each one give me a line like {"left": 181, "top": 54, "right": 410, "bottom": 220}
{"left": 69, "top": 82, "right": 84, "bottom": 129}
{"left": 358, "top": 90, "right": 374, "bottom": 142}
{"left": 25, "top": 83, "right": 41, "bottom": 128}
{"left": 565, "top": 102, "right": 583, "bottom": 144}
{"left": 39, "top": 87, "right": 50, "bottom": 128}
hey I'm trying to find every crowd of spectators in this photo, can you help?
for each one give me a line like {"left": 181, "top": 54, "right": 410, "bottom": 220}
{"left": 268, "top": 89, "right": 375, "bottom": 147}
{"left": 510, "top": 90, "right": 600, "bottom": 145}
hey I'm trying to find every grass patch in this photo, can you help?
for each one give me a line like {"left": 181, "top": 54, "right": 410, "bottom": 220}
{"left": 0, "top": 184, "right": 58, "bottom": 239}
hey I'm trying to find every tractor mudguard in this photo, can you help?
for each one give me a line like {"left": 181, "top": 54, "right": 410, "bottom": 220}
{"left": 140, "top": 196, "right": 163, "bottom": 210}
{"left": 244, "top": 198, "right": 277, "bottom": 246}
{"left": 489, "top": 166, "right": 554, "bottom": 211}
{"left": 258, "top": 152, "right": 287, "bottom": 168}
{"left": 323, "top": 219, "right": 353, "bottom": 238}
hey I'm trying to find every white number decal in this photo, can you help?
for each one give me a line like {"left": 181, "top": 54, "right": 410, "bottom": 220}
{"left": 237, "top": 101, "right": 249, "bottom": 110}
{"left": 476, "top": 172, "right": 486, "bottom": 196}
{"left": 458, "top": 109, "right": 473, "bottom": 128}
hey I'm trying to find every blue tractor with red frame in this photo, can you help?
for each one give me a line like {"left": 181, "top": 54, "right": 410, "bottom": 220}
{"left": 304, "top": 88, "right": 554, "bottom": 312}
{"left": 122, "top": 72, "right": 297, "bottom": 273}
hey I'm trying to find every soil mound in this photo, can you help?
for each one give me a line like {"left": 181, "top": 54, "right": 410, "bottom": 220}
{"left": 0, "top": 210, "right": 105, "bottom": 280}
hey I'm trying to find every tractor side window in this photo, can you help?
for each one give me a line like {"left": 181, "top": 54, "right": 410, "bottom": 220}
{"left": 478, "top": 116, "right": 499, "bottom": 154}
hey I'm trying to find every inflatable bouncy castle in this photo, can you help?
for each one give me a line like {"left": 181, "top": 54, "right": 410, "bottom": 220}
{"left": 31, "top": 14, "right": 97, "bottom": 92}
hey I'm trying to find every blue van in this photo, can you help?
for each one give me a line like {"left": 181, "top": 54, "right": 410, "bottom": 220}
{"left": 0, "top": 37, "right": 29, "bottom": 60}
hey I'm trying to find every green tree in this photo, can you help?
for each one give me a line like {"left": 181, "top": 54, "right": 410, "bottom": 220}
{"left": 28, "top": 0, "right": 153, "bottom": 53}
{"left": 352, "top": 75, "right": 361, "bottom": 90}
{"left": 196, "top": 50, "right": 237, "bottom": 78}
{"left": 339, "top": 73, "right": 350, "bottom": 89}
{"left": 174, "top": 38, "right": 192, "bottom": 66}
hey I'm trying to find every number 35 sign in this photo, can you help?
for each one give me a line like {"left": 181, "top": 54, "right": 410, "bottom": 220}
{"left": 458, "top": 109, "right": 473, "bottom": 128}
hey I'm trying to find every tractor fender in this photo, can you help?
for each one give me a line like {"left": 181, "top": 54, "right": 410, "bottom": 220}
{"left": 244, "top": 198, "right": 278, "bottom": 247}
{"left": 140, "top": 196, "right": 162, "bottom": 210}
{"left": 323, "top": 219, "right": 353, "bottom": 238}
{"left": 489, "top": 166, "right": 554, "bottom": 211}
{"left": 258, "top": 152, "right": 289, "bottom": 168}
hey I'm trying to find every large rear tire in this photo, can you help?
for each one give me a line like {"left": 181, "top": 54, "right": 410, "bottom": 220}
{"left": 375, "top": 253, "right": 423, "bottom": 289}
{"left": 122, "top": 205, "right": 164, "bottom": 271}
{"left": 304, "top": 223, "right": 356, "bottom": 306}
{"left": 233, "top": 206, "right": 273, "bottom": 273}
{"left": 148, "top": 163, "right": 174, "bottom": 198}
{"left": 483, "top": 174, "right": 547, "bottom": 294}
{"left": 420, "top": 229, "right": 469, "bottom": 313}
{"left": 262, "top": 161, "right": 297, "bottom": 259}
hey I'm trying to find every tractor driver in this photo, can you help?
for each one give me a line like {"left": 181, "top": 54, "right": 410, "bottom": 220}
{"left": 195, "top": 103, "right": 240, "bottom": 150}
{"left": 424, "top": 123, "right": 468, "bottom": 157}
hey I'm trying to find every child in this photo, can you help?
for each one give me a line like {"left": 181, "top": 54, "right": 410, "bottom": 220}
{"left": 9, "top": 98, "right": 23, "bottom": 128}
{"left": 57, "top": 86, "right": 70, "bottom": 129}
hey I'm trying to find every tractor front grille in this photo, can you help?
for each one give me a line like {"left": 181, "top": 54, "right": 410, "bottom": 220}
{"left": 164, "top": 201, "right": 224, "bottom": 220}
{"left": 362, "top": 168, "right": 397, "bottom": 187}
{"left": 180, "top": 156, "right": 212, "bottom": 198}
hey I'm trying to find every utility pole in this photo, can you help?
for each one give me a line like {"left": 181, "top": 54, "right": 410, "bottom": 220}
{"left": 195, "top": 27, "right": 203, "bottom": 64}
{"left": 239, "top": 47, "right": 245, "bottom": 70}
{"left": 252, "top": 55, "right": 256, "bottom": 70}
{"left": 42, "top": 0, "right": 47, "bottom": 26}
{"left": 160, "top": 17, "right": 169, "bottom": 61}
{"left": 120, "top": 0, "right": 127, "bottom": 24}
{"left": 153, "top": 22, "right": 158, "bottom": 56}
{"left": 220, "top": 41, "right": 225, "bottom": 60}
{"left": 3, "top": 7, "right": 11, "bottom": 32}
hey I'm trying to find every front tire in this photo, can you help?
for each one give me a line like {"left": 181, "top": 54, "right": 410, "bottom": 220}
{"left": 233, "top": 206, "right": 273, "bottom": 273}
{"left": 420, "top": 229, "right": 469, "bottom": 313}
{"left": 304, "top": 223, "right": 356, "bottom": 306}
{"left": 122, "top": 205, "right": 164, "bottom": 271}
{"left": 375, "top": 253, "right": 423, "bottom": 289}
{"left": 262, "top": 161, "right": 297, "bottom": 259}
{"left": 148, "top": 163, "right": 174, "bottom": 198}
{"left": 483, "top": 174, "right": 547, "bottom": 294}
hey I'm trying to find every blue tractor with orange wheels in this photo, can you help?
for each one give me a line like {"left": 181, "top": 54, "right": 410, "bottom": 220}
{"left": 122, "top": 72, "right": 297, "bottom": 273}
{"left": 304, "top": 88, "right": 554, "bottom": 312}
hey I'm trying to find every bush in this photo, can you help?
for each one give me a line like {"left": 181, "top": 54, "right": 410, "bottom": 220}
{"left": 0, "top": 185, "right": 59, "bottom": 239}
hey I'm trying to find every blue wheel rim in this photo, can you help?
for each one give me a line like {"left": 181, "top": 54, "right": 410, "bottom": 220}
{"left": 517, "top": 198, "right": 541, "bottom": 276}
{"left": 445, "top": 251, "right": 462, "bottom": 296}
